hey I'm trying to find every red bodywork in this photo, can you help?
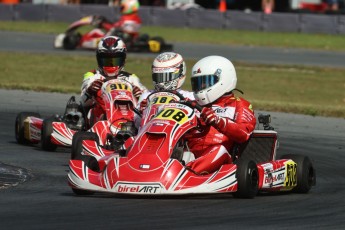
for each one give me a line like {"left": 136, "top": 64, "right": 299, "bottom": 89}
{"left": 23, "top": 79, "right": 137, "bottom": 149}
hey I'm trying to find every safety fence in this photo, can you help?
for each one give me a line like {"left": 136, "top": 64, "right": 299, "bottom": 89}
{"left": 0, "top": 3, "right": 344, "bottom": 34}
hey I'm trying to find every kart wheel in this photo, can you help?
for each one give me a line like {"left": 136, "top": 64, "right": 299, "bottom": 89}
{"left": 63, "top": 32, "right": 81, "bottom": 50}
{"left": 72, "top": 188, "right": 95, "bottom": 196}
{"left": 280, "top": 154, "right": 316, "bottom": 193}
{"left": 41, "top": 117, "right": 58, "bottom": 151}
{"left": 233, "top": 159, "right": 258, "bottom": 199}
{"left": 15, "top": 112, "right": 41, "bottom": 145}
{"left": 71, "top": 131, "right": 100, "bottom": 172}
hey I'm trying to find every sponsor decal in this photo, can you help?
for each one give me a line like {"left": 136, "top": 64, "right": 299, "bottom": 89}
{"left": 213, "top": 106, "right": 235, "bottom": 120}
{"left": 29, "top": 124, "right": 41, "bottom": 140}
{"left": 140, "top": 164, "right": 150, "bottom": 169}
{"left": 284, "top": 160, "right": 297, "bottom": 188}
{"left": 264, "top": 172, "right": 285, "bottom": 184}
{"left": 116, "top": 183, "right": 163, "bottom": 194}
{"left": 152, "top": 120, "right": 170, "bottom": 125}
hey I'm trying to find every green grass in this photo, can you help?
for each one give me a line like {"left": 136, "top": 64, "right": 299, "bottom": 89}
{"left": 1, "top": 21, "right": 345, "bottom": 51}
{"left": 1, "top": 52, "right": 344, "bottom": 118}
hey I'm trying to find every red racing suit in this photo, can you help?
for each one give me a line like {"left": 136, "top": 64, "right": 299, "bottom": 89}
{"left": 185, "top": 94, "right": 256, "bottom": 175}
{"left": 101, "top": 13, "right": 142, "bottom": 38}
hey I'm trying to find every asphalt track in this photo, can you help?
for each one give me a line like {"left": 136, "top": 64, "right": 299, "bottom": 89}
{"left": 0, "top": 31, "right": 345, "bottom": 229}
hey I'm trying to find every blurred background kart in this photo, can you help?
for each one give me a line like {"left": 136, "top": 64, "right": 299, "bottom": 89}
{"left": 54, "top": 15, "right": 173, "bottom": 53}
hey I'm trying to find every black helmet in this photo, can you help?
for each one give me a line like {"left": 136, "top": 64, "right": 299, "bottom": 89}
{"left": 96, "top": 36, "right": 127, "bottom": 77}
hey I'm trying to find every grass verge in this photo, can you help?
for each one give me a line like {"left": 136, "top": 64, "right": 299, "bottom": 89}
{"left": 1, "top": 51, "right": 344, "bottom": 118}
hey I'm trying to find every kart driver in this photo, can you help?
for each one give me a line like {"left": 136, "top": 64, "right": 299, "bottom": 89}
{"left": 81, "top": 36, "right": 147, "bottom": 126}
{"left": 184, "top": 55, "right": 256, "bottom": 175}
{"left": 134, "top": 52, "right": 194, "bottom": 128}
{"left": 97, "top": 0, "right": 142, "bottom": 43}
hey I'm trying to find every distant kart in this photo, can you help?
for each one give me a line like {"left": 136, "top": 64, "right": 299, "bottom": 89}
{"left": 15, "top": 79, "right": 139, "bottom": 152}
{"left": 68, "top": 91, "right": 316, "bottom": 197}
{"left": 54, "top": 15, "right": 173, "bottom": 53}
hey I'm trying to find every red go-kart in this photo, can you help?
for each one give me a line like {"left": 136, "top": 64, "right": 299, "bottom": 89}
{"left": 68, "top": 91, "right": 316, "bottom": 197}
{"left": 15, "top": 79, "right": 139, "bottom": 152}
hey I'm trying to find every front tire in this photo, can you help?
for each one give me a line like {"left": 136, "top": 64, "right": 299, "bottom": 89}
{"left": 233, "top": 159, "right": 258, "bottom": 199}
{"left": 41, "top": 117, "right": 58, "bottom": 151}
{"left": 71, "top": 131, "right": 100, "bottom": 172}
{"left": 280, "top": 154, "right": 316, "bottom": 193}
{"left": 15, "top": 112, "right": 41, "bottom": 145}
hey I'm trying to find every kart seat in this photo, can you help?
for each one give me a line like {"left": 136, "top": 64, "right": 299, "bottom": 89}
{"left": 232, "top": 130, "right": 278, "bottom": 163}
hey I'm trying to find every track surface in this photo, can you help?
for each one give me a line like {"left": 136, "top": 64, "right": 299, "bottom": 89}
{"left": 1, "top": 31, "right": 345, "bottom": 229}
{"left": 1, "top": 89, "right": 345, "bottom": 229}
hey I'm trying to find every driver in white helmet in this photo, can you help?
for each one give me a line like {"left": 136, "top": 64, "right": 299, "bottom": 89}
{"left": 81, "top": 36, "right": 147, "bottom": 126}
{"left": 184, "top": 55, "right": 256, "bottom": 175}
{"left": 137, "top": 52, "right": 194, "bottom": 111}
{"left": 134, "top": 52, "right": 194, "bottom": 128}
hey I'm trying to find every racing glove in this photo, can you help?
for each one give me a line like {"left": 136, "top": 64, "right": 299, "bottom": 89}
{"left": 86, "top": 79, "right": 103, "bottom": 96}
{"left": 139, "top": 98, "right": 148, "bottom": 112}
{"left": 200, "top": 107, "right": 226, "bottom": 130}
{"left": 132, "top": 86, "right": 143, "bottom": 98}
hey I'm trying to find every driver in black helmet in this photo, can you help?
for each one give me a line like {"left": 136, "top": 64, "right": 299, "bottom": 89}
{"left": 81, "top": 36, "right": 147, "bottom": 126}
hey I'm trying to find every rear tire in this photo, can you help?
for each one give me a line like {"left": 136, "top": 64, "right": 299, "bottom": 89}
{"left": 41, "top": 117, "right": 58, "bottom": 151}
{"left": 71, "top": 131, "right": 100, "bottom": 172}
{"left": 233, "top": 159, "right": 258, "bottom": 199}
{"left": 280, "top": 154, "right": 316, "bottom": 193}
{"left": 15, "top": 112, "right": 41, "bottom": 145}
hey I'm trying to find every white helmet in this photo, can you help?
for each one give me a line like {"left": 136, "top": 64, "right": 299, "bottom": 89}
{"left": 191, "top": 56, "right": 237, "bottom": 106}
{"left": 152, "top": 52, "right": 186, "bottom": 91}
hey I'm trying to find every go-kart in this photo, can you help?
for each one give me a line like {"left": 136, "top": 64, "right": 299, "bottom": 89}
{"left": 68, "top": 91, "right": 316, "bottom": 197}
{"left": 15, "top": 79, "right": 139, "bottom": 152}
{"left": 54, "top": 15, "right": 173, "bottom": 53}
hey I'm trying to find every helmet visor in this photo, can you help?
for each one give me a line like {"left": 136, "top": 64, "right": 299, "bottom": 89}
{"left": 98, "top": 56, "right": 125, "bottom": 68}
{"left": 191, "top": 75, "right": 219, "bottom": 92}
{"left": 152, "top": 72, "right": 181, "bottom": 83}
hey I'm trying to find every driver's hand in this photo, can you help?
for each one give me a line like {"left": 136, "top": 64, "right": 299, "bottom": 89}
{"left": 201, "top": 107, "right": 219, "bottom": 126}
{"left": 86, "top": 79, "right": 103, "bottom": 96}
{"left": 132, "top": 86, "right": 143, "bottom": 98}
{"left": 139, "top": 99, "right": 148, "bottom": 112}
{"left": 201, "top": 107, "right": 227, "bottom": 130}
